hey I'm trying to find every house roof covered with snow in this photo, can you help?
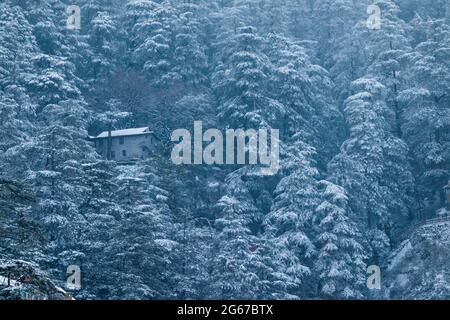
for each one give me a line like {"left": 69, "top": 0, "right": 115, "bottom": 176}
{"left": 94, "top": 127, "right": 154, "bottom": 139}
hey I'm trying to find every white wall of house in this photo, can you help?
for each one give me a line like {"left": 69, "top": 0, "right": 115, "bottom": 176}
{"left": 94, "top": 134, "right": 156, "bottom": 161}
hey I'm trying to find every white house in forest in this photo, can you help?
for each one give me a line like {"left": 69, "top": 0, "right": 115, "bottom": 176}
{"left": 92, "top": 127, "right": 158, "bottom": 161}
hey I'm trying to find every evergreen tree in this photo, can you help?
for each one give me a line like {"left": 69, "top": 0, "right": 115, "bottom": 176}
{"left": 103, "top": 161, "right": 179, "bottom": 299}
{"left": 210, "top": 189, "right": 269, "bottom": 299}
{"left": 171, "top": 1, "right": 210, "bottom": 87}
{"left": 264, "top": 139, "right": 319, "bottom": 299}
{"left": 313, "top": 180, "right": 366, "bottom": 299}
{"left": 127, "top": 0, "right": 176, "bottom": 86}
{"left": 399, "top": 18, "right": 450, "bottom": 216}
{"left": 213, "top": 25, "right": 280, "bottom": 128}
{"left": 328, "top": 78, "right": 414, "bottom": 259}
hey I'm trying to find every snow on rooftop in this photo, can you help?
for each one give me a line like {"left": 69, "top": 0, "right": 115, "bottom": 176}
{"left": 95, "top": 127, "right": 153, "bottom": 138}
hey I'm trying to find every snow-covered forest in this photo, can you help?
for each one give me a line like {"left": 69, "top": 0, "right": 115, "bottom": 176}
{"left": 0, "top": 0, "right": 449, "bottom": 300}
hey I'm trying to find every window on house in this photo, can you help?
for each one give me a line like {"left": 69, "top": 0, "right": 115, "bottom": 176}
{"left": 119, "top": 136, "right": 124, "bottom": 145}
{"left": 99, "top": 139, "right": 103, "bottom": 147}
{"left": 122, "top": 150, "right": 127, "bottom": 157}
{"left": 111, "top": 151, "right": 115, "bottom": 159}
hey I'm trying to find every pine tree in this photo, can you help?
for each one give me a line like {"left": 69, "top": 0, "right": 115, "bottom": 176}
{"left": 213, "top": 25, "right": 280, "bottom": 128}
{"left": 264, "top": 139, "right": 319, "bottom": 299}
{"left": 171, "top": 1, "right": 209, "bottom": 87}
{"left": 210, "top": 191, "right": 269, "bottom": 299}
{"left": 313, "top": 180, "right": 366, "bottom": 299}
{"left": 103, "top": 161, "right": 179, "bottom": 299}
{"left": 399, "top": 18, "right": 450, "bottom": 216}
{"left": 127, "top": 0, "right": 176, "bottom": 86}
{"left": 76, "top": 160, "right": 120, "bottom": 299}
{"left": 328, "top": 78, "right": 414, "bottom": 259}
{"left": 0, "top": 177, "right": 42, "bottom": 260}
{"left": 14, "top": 100, "right": 97, "bottom": 278}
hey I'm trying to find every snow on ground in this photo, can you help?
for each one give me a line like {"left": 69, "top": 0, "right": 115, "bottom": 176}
{"left": 0, "top": 276, "right": 20, "bottom": 288}
{"left": 388, "top": 240, "right": 412, "bottom": 271}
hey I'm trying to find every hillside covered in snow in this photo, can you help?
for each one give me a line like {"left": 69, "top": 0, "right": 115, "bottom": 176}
{"left": 0, "top": 0, "right": 449, "bottom": 300}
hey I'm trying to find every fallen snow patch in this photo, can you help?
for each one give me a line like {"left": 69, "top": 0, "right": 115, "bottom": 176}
{"left": 388, "top": 240, "right": 412, "bottom": 271}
